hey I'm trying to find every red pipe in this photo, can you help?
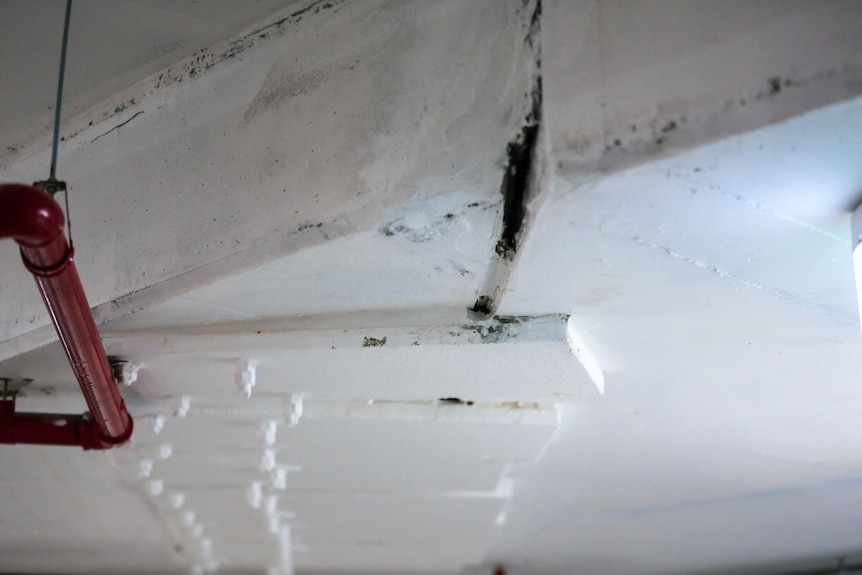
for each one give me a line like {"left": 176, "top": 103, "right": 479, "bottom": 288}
{"left": 0, "top": 398, "right": 113, "bottom": 449}
{"left": 0, "top": 183, "right": 132, "bottom": 449}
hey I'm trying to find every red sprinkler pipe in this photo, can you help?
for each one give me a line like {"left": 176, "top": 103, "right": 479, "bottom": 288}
{"left": 0, "top": 398, "right": 115, "bottom": 449}
{"left": 0, "top": 183, "right": 132, "bottom": 449}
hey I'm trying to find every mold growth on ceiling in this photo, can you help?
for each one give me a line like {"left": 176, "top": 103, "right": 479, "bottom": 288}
{"left": 470, "top": 0, "right": 543, "bottom": 320}
{"left": 496, "top": 1, "right": 543, "bottom": 261}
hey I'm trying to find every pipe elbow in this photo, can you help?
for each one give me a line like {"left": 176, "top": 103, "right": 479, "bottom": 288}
{"left": 82, "top": 412, "right": 134, "bottom": 450}
{"left": 95, "top": 406, "right": 134, "bottom": 449}
{"left": 0, "top": 183, "right": 65, "bottom": 247}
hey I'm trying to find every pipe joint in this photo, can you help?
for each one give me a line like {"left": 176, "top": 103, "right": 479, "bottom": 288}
{"left": 21, "top": 242, "right": 74, "bottom": 277}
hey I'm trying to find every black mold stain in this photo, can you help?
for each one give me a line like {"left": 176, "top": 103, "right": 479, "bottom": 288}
{"left": 439, "top": 397, "right": 474, "bottom": 406}
{"left": 362, "top": 336, "right": 387, "bottom": 348}
{"left": 495, "top": 2, "right": 542, "bottom": 260}
{"left": 151, "top": 1, "right": 343, "bottom": 93}
{"left": 471, "top": 0, "right": 542, "bottom": 320}
{"left": 245, "top": 0, "right": 339, "bottom": 44}
{"left": 297, "top": 221, "right": 324, "bottom": 232}
{"left": 768, "top": 76, "right": 782, "bottom": 95}
{"left": 496, "top": 121, "right": 538, "bottom": 258}
{"left": 469, "top": 295, "right": 494, "bottom": 316}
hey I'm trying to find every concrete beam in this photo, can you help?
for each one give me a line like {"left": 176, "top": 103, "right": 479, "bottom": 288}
{"left": 543, "top": 0, "right": 862, "bottom": 173}
{"left": 0, "top": 0, "right": 538, "bottom": 358}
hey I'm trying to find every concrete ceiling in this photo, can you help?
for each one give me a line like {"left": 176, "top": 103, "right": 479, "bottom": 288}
{"left": 0, "top": 0, "right": 306, "bottom": 158}
{"left": 2, "top": 1, "right": 862, "bottom": 575}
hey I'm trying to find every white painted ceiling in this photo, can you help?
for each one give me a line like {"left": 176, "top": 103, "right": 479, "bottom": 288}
{"left": 2, "top": 1, "right": 862, "bottom": 575}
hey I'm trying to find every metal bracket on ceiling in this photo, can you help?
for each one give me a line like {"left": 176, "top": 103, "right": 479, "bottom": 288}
{"left": 32, "top": 177, "right": 67, "bottom": 198}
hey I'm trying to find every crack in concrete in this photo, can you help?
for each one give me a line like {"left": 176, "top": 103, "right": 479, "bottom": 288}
{"left": 90, "top": 111, "right": 144, "bottom": 143}
{"left": 730, "top": 192, "right": 848, "bottom": 245}
{"left": 634, "top": 236, "right": 772, "bottom": 291}
{"left": 684, "top": 175, "right": 850, "bottom": 245}
{"left": 630, "top": 236, "right": 856, "bottom": 328}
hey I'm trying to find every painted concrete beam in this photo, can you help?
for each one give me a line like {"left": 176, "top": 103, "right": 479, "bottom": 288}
{"left": 544, "top": 0, "right": 862, "bottom": 174}
{"left": 0, "top": 0, "right": 538, "bottom": 358}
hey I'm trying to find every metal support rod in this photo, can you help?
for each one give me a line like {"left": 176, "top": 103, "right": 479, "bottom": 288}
{"left": 50, "top": 0, "right": 73, "bottom": 180}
